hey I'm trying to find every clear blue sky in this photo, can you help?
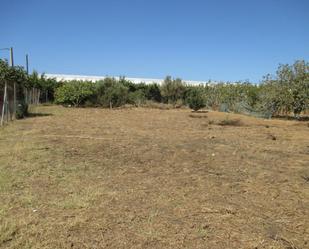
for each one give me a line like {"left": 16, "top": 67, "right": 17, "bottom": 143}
{"left": 1, "top": 0, "right": 308, "bottom": 82}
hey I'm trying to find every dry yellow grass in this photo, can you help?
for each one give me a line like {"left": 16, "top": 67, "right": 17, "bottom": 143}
{"left": 0, "top": 105, "right": 308, "bottom": 249}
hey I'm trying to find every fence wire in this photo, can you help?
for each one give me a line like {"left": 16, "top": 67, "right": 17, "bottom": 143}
{"left": 218, "top": 101, "right": 272, "bottom": 119}
{"left": 0, "top": 81, "right": 40, "bottom": 126}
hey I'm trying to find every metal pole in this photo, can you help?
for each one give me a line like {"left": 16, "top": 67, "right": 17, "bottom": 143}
{"left": 26, "top": 54, "right": 29, "bottom": 75}
{"left": 10, "top": 47, "right": 14, "bottom": 67}
{"left": 10, "top": 47, "right": 17, "bottom": 119}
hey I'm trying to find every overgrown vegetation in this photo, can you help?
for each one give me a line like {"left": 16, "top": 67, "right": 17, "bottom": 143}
{"left": 1, "top": 59, "right": 308, "bottom": 119}
{"left": 186, "top": 87, "right": 206, "bottom": 111}
{"left": 259, "top": 60, "right": 309, "bottom": 118}
{"left": 160, "top": 76, "right": 186, "bottom": 104}
{"left": 0, "top": 60, "right": 62, "bottom": 120}
{"left": 54, "top": 81, "right": 95, "bottom": 107}
{"left": 54, "top": 60, "right": 308, "bottom": 118}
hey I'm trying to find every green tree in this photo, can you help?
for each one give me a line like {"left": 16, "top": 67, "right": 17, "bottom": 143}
{"left": 55, "top": 81, "right": 95, "bottom": 107}
{"left": 128, "top": 89, "right": 146, "bottom": 106}
{"left": 98, "top": 83, "right": 129, "bottom": 108}
{"left": 186, "top": 87, "right": 206, "bottom": 111}
{"left": 160, "top": 76, "right": 186, "bottom": 104}
{"left": 289, "top": 60, "right": 309, "bottom": 117}
{"left": 145, "top": 83, "right": 162, "bottom": 102}
{"left": 0, "top": 59, "right": 28, "bottom": 119}
{"left": 260, "top": 60, "right": 309, "bottom": 117}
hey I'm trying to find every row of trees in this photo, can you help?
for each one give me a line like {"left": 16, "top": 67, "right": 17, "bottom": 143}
{"left": 0, "top": 59, "right": 62, "bottom": 120}
{"left": 54, "top": 60, "right": 308, "bottom": 117}
{"left": 1, "top": 58, "right": 308, "bottom": 119}
{"left": 54, "top": 77, "right": 162, "bottom": 108}
{"left": 54, "top": 76, "right": 206, "bottom": 109}
{"left": 259, "top": 60, "right": 309, "bottom": 117}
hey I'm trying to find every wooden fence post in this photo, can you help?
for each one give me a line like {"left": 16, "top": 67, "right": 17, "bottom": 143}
{"left": 0, "top": 82, "right": 7, "bottom": 126}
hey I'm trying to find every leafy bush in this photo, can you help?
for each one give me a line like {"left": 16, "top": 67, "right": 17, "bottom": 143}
{"left": 46, "top": 59, "right": 308, "bottom": 117}
{"left": 54, "top": 81, "right": 95, "bottom": 107}
{"left": 259, "top": 60, "right": 309, "bottom": 117}
{"left": 15, "top": 101, "right": 28, "bottom": 119}
{"left": 98, "top": 83, "right": 129, "bottom": 108}
{"left": 146, "top": 83, "right": 162, "bottom": 102}
{"left": 119, "top": 76, "right": 137, "bottom": 92}
{"left": 160, "top": 76, "right": 186, "bottom": 104}
{"left": 95, "top": 78, "right": 160, "bottom": 108}
{"left": 128, "top": 89, "right": 146, "bottom": 106}
{"left": 96, "top": 78, "right": 118, "bottom": 96}
{"left": 186, "top": 88, "right": 206, "bottom": 111}
{"left": 0, "top": 59, "right": 29, "bottom": 120}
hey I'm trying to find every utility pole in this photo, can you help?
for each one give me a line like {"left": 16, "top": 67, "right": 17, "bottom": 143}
{"left": 10, "top": 47, "right": 14, "bottom": 67}
{"left": 26, "top": 54, "right": 29, "bottom": 75}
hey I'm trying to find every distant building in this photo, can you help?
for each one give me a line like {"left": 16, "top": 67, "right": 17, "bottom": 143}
{"left": 45, "top": 73, "right": 214, "bottom": 85}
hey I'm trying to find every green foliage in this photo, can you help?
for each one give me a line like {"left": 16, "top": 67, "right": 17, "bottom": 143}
{"left": 145, "top": 83, "right": 162, "bottom": 102}
{"left": 95, "top": 78, "right": 118, "bottom": 99}
{"left": 202, "top": 82, "right": 260, "bottom": 112}
{"left": 186, "top": 87, "right": 206, "bottom": 111}
{"left": 160, "top": 76, "right": 186, "bottom": 104}
{"left": 27, "top": 71, "right": 41, "bottom": 89}
{"left": 15, "top": 101, "right": 28, "bottom": 119}
{"left": 92, "top": 78, "right": 162, "bottom": 108}
{"left": 97, "top": 80, "right": 129, "bottom": 108}
{"left": 54, "top": 81, "right": 95, "bottom": 107}
{"left": 30, "top": 59, "right": 307, "bottom": 118}
{"left": 119, "top": 77, "right": 138, "bottom": 92}
{"left": 0, "top": 60, "right": 27, "bottom": 89}
{"left": 93, "top": 78, "right": 130, "bottom": 108}
{"left": 0, "top": 61, "right": 63, "bottom": 106}
{"left": 0, "top": 60, "right": 28, "bottom": 119}
{"left": 259, "top": 60, "right": 309, "bottom": 117}
{"left": 128, "top": 89, "right": 146, "bottom": 106}
{"left": 26, "top": 72, "right": 63, "bottom": 102}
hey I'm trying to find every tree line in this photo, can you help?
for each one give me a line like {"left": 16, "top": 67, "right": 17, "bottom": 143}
{"left": 54, "top": 60, "right": 308, "bottom": 118}
{"left": 0, "top": 59, "right": 61, "bottom": 119}
{"left": 1, "top": 59, "right": 308, "bottom": 119}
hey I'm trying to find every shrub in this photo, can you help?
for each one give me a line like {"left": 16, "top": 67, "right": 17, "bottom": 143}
{"left": 145, "top": 84, "right": 162, "bottom": 102}
{"left": 54, "top": 81, "right": 95, "bottom": 107}
{"left": 160, "top": 76, "right": 186, "bottom": 104}
{"left": 128, "top": 89, "right": 146, "bottom": 106}
{"left": 186, "top": 88, "right": 206, "bottom": 111}
{"left": 258, "top": 60, "right": 309, "bottom": 117}
{"left": 47, "top": 59, "right": 308, "bottom": 116}
{"left": 119, "top": 77, "right": 137, "bottom": 92}
{"left": 98, "top": 83, "right": 129, "bottom": 108}
{"left": 15, "top": 101, "right": 28, "bottom": 119}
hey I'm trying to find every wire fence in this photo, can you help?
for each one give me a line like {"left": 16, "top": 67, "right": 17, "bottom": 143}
{"left": 218, "top": 101, "right": 272, "bottom": 119}
{"left": 0, "top": 82, "right": 40, "bottom": 126}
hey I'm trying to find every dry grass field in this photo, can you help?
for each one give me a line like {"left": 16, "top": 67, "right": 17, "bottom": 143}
{"left": 0, "top": 105, "right": 308, "bottom": 249}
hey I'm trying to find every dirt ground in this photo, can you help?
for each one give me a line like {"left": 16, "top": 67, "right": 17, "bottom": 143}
{"left": 0, "top": 105, "right": 308, "bottom": 249}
